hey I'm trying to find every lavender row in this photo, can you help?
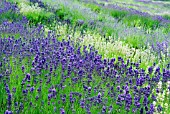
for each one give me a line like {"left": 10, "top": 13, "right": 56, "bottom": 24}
{"left": 0, "top": 1, "right": 170, "bottom": 113}
{"left": 87, "top": 0, "right": 170, "bottom": 24}
{"left": 0, "top": 0, "right": 17, "bottom": 14}
{"left": 1, "top": 26, "right": 170, "bottom": 114}
{"left": 39, "top": 0, "right": 170, "bottom": 61}
{"left": 1, "top": 0, "right": 170, "bottom": 68}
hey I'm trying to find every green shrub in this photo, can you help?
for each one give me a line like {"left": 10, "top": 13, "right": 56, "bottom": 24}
{"left": 109, "top": 9, "right": 129, "bottom": 19}
{"left": 163, "top": 14, "right": 170, "bottom": 20}
{"left": 122, "top": 15, "right": 160, "bottom": 31}
{"left": 124, "top": 36, "right": 146, "bottom": 49}
{"left": 85, "top": 3, "right": 101, "bottom": 13}
{"left": 0, "top": 10, "right": 23, "bottom": 24}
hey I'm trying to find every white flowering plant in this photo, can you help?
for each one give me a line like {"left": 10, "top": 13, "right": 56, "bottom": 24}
{"left": 152, "top": 81, "right": 170, "bottom": 114}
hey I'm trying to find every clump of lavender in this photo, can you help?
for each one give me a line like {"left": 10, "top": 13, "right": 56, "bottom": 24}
{"left": 0, "top": 1, "right": 170, "bottom": 114}
{"left": 0, "top": 0, "right": 18, "bottom": 14}
{"left": 0, "top": 0, "right": 23, "bottom": 23}
{"left": 1, "top": 23, "right": 170, "bottom": 113}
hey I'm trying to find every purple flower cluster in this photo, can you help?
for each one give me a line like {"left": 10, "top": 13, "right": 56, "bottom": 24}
{"left": 0, "top": 0, "right": 24, "bottom": 25}
{"left": 0, "top": 20, "right": 46, "bottom": 39}
{"left": 0, "top": 0, "right": 17, "bottom": 14}
{"left": 151, "top": 41, "right": 170, "bottom": 60}
{"left": 0, "top": 1, "right": 170, "bottom": 114}
{"left": 0, "top": 0, "right": 45, "bottom": 41}
{"left": 1, "top": 27, "right": 170, "bottom": 113}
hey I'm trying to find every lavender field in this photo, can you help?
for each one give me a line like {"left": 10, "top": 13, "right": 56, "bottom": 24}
{"left": 0, "top": 0, "right": 170, "bottom": 114}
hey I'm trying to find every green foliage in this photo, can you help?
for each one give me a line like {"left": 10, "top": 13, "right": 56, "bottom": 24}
{"left": 101, "top": 26, "right": 114, "bottom": 38}
{"left": 85, "top": 3, "right": 101, "bottom": 13}
{"left": 55, "top": 4, "right": 86, "bottom": 25}
{"left": 0, "top": 10, "right": 23, "bottom": 24}
{"left": 0, "top": 33, "right": 20, "bottom": 39}
{"left": 163, "top": 14, "right": 170, "bottom": 20}
{"left": 162, "top": 24, "right": 170, "bottom": 33}
{"left": 55, "top": 5, "right": 70, "bottom": 21}
{"left": 122, "top": 15, "right": 160, "bottom": 31}
{"left": 124, "top": 36, "right": 146, "bottom": 49}
{"left": 109, "top": 9, "right": 129, "bottom": 20}
{"left": 0, "top": 81, "right": 6, "bottom": 114}
{"left": 24, "top": 9, "right": 54, "bottom": 26}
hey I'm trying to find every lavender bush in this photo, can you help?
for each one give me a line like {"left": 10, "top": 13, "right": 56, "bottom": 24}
{"left": 0, "top": 0, "right": 23, "bottom": 23}
{"left": 0, "top": 1, "right": 170, "bottom": 114}
{"left": 1, "top": 26, "right": 170, "bottom": 113}
{"left": 5, "top": 0, "right": 170, "bottom": 69}
{"left": 39, "top": 0, "right": 170, "bottom": 60}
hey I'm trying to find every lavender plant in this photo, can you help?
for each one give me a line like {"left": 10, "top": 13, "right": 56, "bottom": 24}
{"left": 40, "top": 0, "right": 170, "bottom": 58}
{"left": 0, "top": 1, "right": 170, "bottom": 114}
{"left": 1, "top": 30, "right": 170, "bottom": 113}
{"left": 11, "top": 0, "right": 169, "bottom": 69}
{"left": 0, "top": 21, "right": 170, "bottom": 114}
{"left": 0, "top": 0, "right": 23, "bottom": 23}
